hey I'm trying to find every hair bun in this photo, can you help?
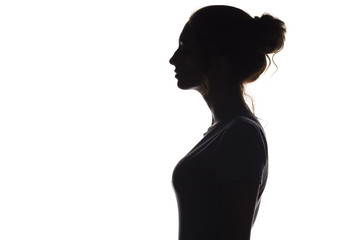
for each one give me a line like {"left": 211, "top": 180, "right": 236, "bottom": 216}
{"left": 254, "top": 14, "right": 286, "bottom": 54}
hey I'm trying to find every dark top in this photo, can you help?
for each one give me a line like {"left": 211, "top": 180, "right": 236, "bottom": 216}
{"left": 172, "top": 110, "right": 268, "bottom": 240}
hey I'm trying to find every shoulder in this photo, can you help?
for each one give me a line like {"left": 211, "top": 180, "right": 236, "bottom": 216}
{"left": 220, "top": 115, "right": 264, "bottom": 143}
{"left": 212, "top": 114, "right": 268, "bottom": 185}
{"left": 217, "top": 115, "right": 268, "bottom": 159}
{"left": 230, "top": 114, "right": 263, "bottom": 130}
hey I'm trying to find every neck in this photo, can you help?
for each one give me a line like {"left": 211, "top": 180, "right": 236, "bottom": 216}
{"left": 202, "top": 82, "right": 249, "bottom": 125}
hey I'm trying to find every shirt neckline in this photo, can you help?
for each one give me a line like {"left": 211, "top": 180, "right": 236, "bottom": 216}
{"left": 204, "top": 110, "right": 254, "bottom": 136}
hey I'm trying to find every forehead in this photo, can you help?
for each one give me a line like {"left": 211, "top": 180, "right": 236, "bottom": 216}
{"left": 179, "top": 22, "right": 195, "bottom": 43}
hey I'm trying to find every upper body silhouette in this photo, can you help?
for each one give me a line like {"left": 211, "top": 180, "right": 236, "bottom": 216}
{"left": 169, "top": 5, "right": 286, "bottom": 240}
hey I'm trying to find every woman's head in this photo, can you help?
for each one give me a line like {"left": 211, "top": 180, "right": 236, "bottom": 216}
{"left": 170, "top": 5, "right": 286, "bottom": 95}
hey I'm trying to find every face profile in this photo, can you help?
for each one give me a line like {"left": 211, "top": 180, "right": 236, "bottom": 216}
{"left": 169, "top": 23, "right": 207, "bottom": 93}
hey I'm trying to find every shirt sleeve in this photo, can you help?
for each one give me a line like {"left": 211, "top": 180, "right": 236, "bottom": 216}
{"left": 212, "top": 120, "right": 267, "bottom": 186}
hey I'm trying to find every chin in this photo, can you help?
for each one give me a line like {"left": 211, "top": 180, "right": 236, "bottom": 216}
{"left": 177, "top": 81, "right": 187, "bottom": 89}
{"left": 177, "top": 80, "right": 193, "bottom": 90}
{"left": 177, "top": 82, "right": 202, "bottom": 93}
{"left": 175, "top": 75, "right": 203, "bottom": 91}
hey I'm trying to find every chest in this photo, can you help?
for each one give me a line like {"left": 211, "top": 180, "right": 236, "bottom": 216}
{"left": 172, "top": 135, "right": 221, "bottom": 193}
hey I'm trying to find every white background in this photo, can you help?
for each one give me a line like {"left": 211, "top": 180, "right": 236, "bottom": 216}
{"left": 1, "top": 0, "right": 359, "bottom": 239}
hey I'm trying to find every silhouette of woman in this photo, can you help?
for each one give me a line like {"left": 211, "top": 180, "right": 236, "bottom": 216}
{"left": 169, "top": 5, "right": 286, "bottom": 240}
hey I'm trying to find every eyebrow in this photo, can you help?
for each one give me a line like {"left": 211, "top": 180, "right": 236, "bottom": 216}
{"left": 179, "top": 32, "right": 191, "bottom": 44}
{"left": 179, "top": 39, "right": 190, "bottom": 45}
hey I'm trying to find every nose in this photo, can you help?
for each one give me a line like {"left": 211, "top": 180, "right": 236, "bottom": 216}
{"left": 169, "top": 48, "right": 179, "bottom": 65}
{"left": 169, "top": 53, "right": 175, "bottom": 65}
